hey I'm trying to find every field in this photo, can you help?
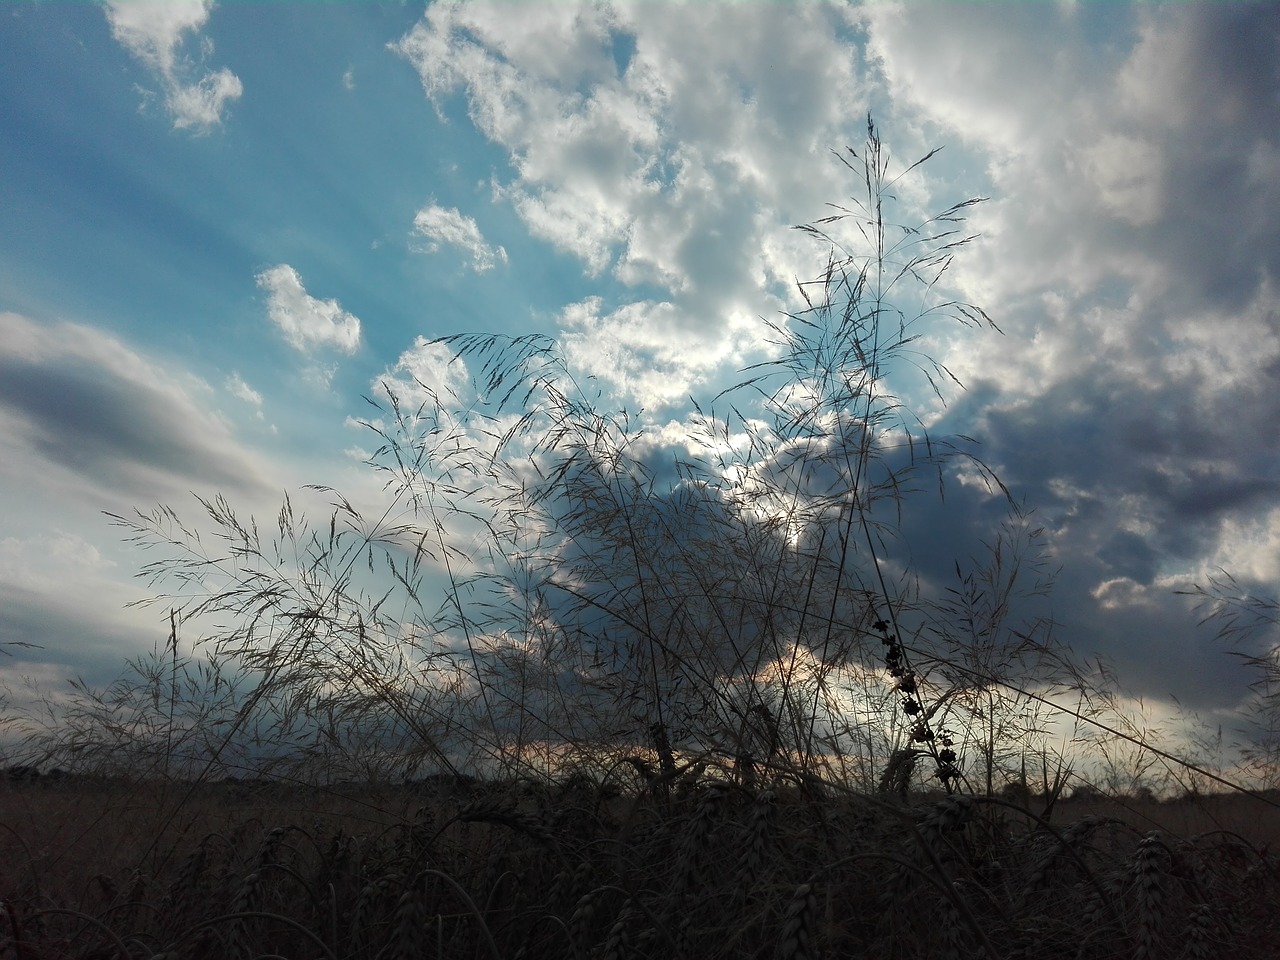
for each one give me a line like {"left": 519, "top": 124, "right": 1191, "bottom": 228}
{"left": 5, "top": 123, "right": 1279, "bottom": 960}
{"left": 3, "top": 773, "right": 1279, "bottom": 960}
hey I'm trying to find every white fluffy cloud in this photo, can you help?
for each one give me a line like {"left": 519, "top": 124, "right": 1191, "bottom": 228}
{"left": 376, "top": 336, "right": 473, "bottom": 413}
{"left": 103, "top": 0, "right": 242, "bottom": 133}
{"left": 256, "top": 264, "right": 362, "bottom": 356}
{"left": 558, "top": 296, "right": 759, "bottom": 409}
{"left": 393, "top": 1, "right": 869, "bottom": 405}
{"left": 412, "top": 204, "right": 508, "bottom": 272}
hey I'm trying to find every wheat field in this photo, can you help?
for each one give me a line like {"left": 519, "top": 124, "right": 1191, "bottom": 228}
{"left": 2, "top": 772, "right": 1278, "bottom": 959}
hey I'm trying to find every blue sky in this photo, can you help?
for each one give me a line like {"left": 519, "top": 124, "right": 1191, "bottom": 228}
{"left": 2, "top": 1, "right": 1279, "bottom": 774}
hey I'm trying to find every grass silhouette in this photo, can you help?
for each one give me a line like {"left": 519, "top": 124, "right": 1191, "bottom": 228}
{"left": 2, "top": 119, "right": 1279, "bottom": 960}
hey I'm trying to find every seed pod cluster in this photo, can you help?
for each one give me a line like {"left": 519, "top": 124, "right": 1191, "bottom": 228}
{"left": 873, "top": 615, "right": 961, "bottom": 790}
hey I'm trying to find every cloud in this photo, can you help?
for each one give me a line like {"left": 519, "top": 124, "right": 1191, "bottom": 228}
{"left": 411, "top": 204, "right": 508, "bottom": 272}
{"left": 393, "top": 1, "right": 871, "bottom": 404}
{"left": 103, "top": 0, "right": 242, "bottom": 133}
{"left": 225, "top": 372, "right": 262, "bottom": 408}
{"left": 225, "top": 372, "right": 268, "bottom": 425}
{"left": 164, "top": 66, "right": 243, "bottom": 132}
{"left": 557, "top": 296, "right": 759, "bottom": 409}
{"left": 0, "top": 531, "right": 149, "bottom": 682}
{"left": 388, "top": 2, "right": 1280, "bottom": 723}
{"left": 861, "top": 3, "right": 1280, "bottom": 314}
{"left": 0, "top": 311, "right": 334, "bottom": 708}
{"left": 0, "top": 531, "right": 114, "bottom": 592}
{"left": 856, "top": 3, "right": 1280, "bottom": 702}
{"left": 256, "top": 265, "right": 362, "bottom": 356}
{"left": 374, "top": 336, "right": 474, "bottom": 417}
{"left": 0, "top": 312, "right": 270, "bottom": 500}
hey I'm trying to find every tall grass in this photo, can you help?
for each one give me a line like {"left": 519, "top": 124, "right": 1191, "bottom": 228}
{"left": 1179, "top": 572, "right": 1280, "bottom": 789}
{"left": 19, "top": 121, "right": 1043, "bottom": 792}
{"left": 1, "top": 119, "right": 1264, "bottom": 805}
{"left": 4, "top": 118, "right": 1280, "bottom": 960}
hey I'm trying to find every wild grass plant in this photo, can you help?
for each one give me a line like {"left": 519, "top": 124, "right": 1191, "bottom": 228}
{"left": 2, "top": 121, "right": 1175, "bottom": 803}
{"left": 3, "top": 119, "right": 1280, "bottom": 958}
{"left": 1179, "top": 572, "right": 1280, "bottom": 790}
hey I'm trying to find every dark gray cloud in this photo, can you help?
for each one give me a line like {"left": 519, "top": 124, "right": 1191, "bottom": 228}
{"left": 0, "top": 583, "right": 147, "bottom": 682}
{"left": 0, "top": 313, "right": 281, "bottom": 726}
{"left": 849, "top": 3, "right": 1280, "bottom": 719}
{"left": 0, "top": 312, "right": 270, "bottom": 500}
{"left": 923, "top": 351, "right": 1280, "bottom": 709}
{"left": 956, "top": 375, "right": 1280, "bottom": 553}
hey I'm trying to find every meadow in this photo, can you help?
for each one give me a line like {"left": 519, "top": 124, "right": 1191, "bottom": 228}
{"left": 2, "top": 771, "right": 1279, "bottom": 959}
{"left": 3, "top": 122, "right": 1279, "bottom": 958}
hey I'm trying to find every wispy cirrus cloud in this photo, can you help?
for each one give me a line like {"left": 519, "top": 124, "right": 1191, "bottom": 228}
{"left": 256, "top": 264, "right": 362, "bottom": 357}
{"left": 225, "top": 372, "right": 275, "bottom": 432}
{"left": 411, "top": 204, "right": 508, "bottom": 272}
{"left": 103, "top": 0, "right": 242, "bottom": 133}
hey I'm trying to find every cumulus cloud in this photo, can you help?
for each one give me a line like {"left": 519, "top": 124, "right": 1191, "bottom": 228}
{"left": 256, "top": 264, "right": 362, "bottom": 356}
{"left": 411, "top": 204, "right": 508, "bottom": 272}
{"left": 393, "top": 1, "right": 870, "bottom": 403}
{"left": 375, "top": 336, "right": 473, "bottom": 416}
{"left": 557, "top": 296, "right": 758, "bottom": 408}
{"left": 103, "top": 0, "right": 242, "bottom": 133}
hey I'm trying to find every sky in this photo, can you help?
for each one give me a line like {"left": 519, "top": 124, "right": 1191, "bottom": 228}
{"left": 2, "top": 1, "right": 1279, "bottom": 774}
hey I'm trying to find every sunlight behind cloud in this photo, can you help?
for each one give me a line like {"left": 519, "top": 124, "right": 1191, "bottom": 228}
{"left": 394, "top": 2, "right": 870, "bottom": 404}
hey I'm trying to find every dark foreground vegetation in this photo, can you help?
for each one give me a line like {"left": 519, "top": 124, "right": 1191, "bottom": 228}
{"left": 2, "top": 772, "right": 1279, "bottom": 960}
